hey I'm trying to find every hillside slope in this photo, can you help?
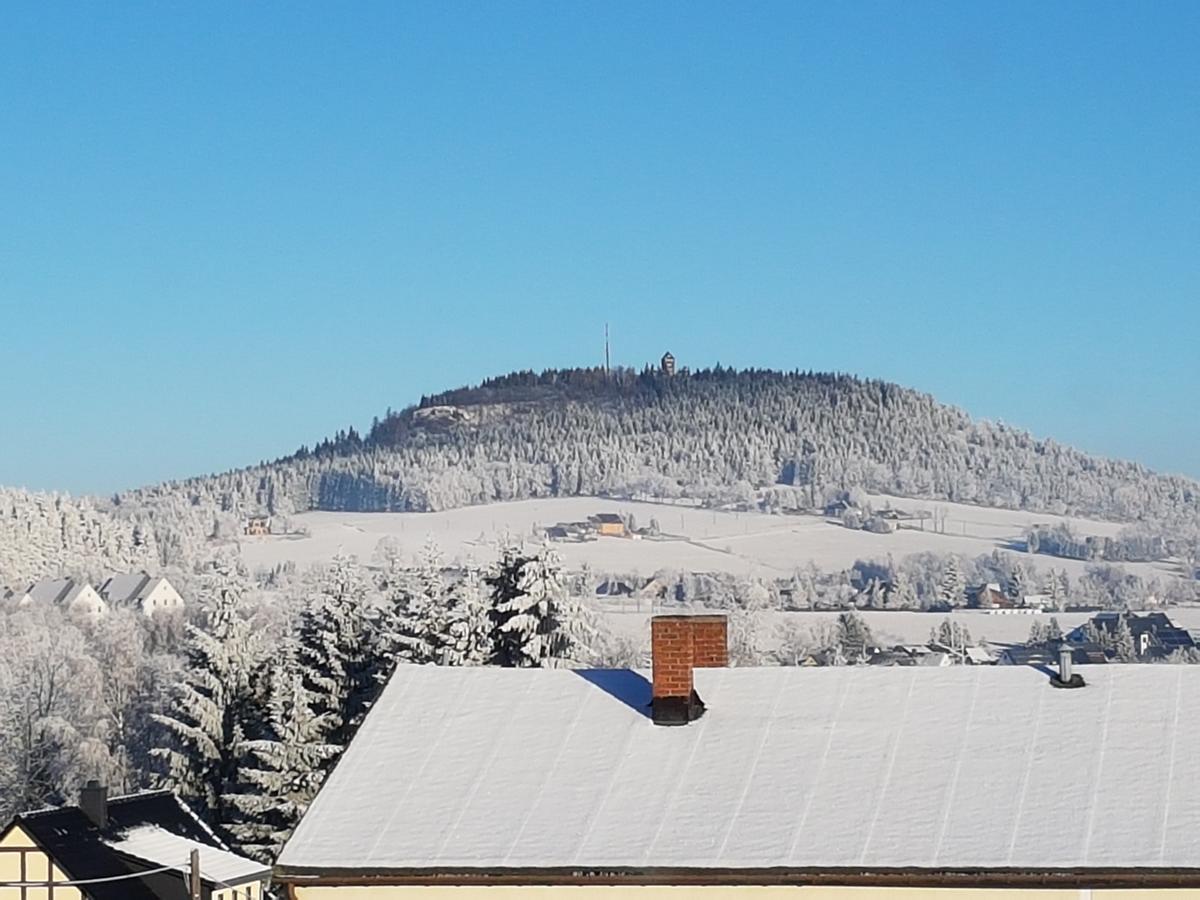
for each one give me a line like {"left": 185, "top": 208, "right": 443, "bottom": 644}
{"left": 123, "top": 366, "right": 1199, "bottom": 526}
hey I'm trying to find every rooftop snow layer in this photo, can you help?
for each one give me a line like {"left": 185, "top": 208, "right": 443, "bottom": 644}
{"left": 107, "top": 825, "right": 267, "bottom": 884}
{"left": 278, "top": 664, "right": 1200, "bottom": 873}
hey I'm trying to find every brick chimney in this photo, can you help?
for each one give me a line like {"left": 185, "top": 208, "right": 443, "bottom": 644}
{"left": 80, "top": 780, "right": 108, "bottom": 829}
{"left": 651, "top": 614, "right": 728, "bottom": 725}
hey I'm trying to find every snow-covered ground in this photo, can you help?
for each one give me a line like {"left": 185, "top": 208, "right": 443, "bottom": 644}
{"left": 240, "top": 494, "right": 1179, "bottom": 581}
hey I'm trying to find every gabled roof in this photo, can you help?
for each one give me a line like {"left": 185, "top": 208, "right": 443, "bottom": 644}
{"left": 24, "top": 577, "right": 86, "bottom": 605}
{"left": 8, "top": 791, "right": 268, "bottom": 900}
{"left": 99, "top": 572, "right": 153, "bottom": 604}
{"left": 277, "top": 665, "right": 1200, "bottom": 881}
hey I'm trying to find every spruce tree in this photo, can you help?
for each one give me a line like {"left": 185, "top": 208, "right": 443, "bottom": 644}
{"left": 938, "top": 557, "right": 965, "bottom": 607}
{"left": 225, "top": 640, "right": 340, "bottom": 862}
{"left": 487, "top": 543, "right": 594, "bottom": 668}
{"left": 440, "top": 567, "right": 493, "bottom": 666}
{"left": 151, "top": 557, "right": 264, "bottom": 833}
{"left": 297, "top": 553, "right": 375, "bottom": 745}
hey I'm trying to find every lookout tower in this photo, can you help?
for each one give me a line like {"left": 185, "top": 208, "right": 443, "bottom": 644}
{"left": 661, "top": 351, "right": 676, "bottom": 376}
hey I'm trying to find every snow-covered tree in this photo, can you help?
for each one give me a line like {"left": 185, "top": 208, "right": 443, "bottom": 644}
{"left": 151, "top": 556, "right": 265, "bottom": 831}
{"left": 440, "top": 567, "right": 493, "bottom": 666}
{"left": 225, "top": 640, "right": 339, "bottom": 862}
{"left": 297, "top": 554, "right": 375, "bottom": 744}
{"left": 487, "top": 543, "right": 594, "bottom": 668}
{"left": 938, "top": 557, "right": 965, "bottom": 607}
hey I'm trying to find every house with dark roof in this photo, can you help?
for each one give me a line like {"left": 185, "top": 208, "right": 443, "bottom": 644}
{"left": 0, "top": 783, "right": 268, "bottom": 900}
{"left": 1068, "top": 611, "right": 1196, "bottom": 659}
{"left": 275, "top": 615, "right": 1200, "bottom": 897}
{"left": 588, "top": 512, "right": 628, "bottom": 537}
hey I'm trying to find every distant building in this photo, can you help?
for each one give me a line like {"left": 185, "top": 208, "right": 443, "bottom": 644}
{"left": 660, "top": 351, "right": 676, "bottom": 376}
{"left": 99, "top": 572, "right": 185, "bottom": 616}
{"left": 589, "top": 513, "right": 629, "bottom": 538}
{"left": 245, "top": 515, "right": 271, "bottom": 536}
{"left": 6, "top": 578, "right": 107, "bottom": 617}
{"left": 1068, "top": 611, "right": 1196, "bottom": 660}
{"left": 969, "top": 582, "right": 1014, "bottom": 610}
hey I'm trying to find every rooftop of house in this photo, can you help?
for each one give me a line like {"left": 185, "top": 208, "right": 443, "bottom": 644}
{"left": 8, "top": 788, "right": 268, "bottom": 900}
{"left": 22, "top": 577, "right": 91, "bottom": 606}
{"left": 98, "top": 572, "right": 157, "bottom": 604}
{"left": 277, "top": 662, "right": 1200, "bottom": 880}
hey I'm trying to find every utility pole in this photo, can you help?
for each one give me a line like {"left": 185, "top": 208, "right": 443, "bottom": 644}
{"left": 190, "top": 848, "right": 201, "bottom": 900}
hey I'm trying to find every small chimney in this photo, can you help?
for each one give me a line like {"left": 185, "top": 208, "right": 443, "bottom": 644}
{"left": 1052, "top": 644, "right": 1085, "bottom": 689}
{"left": 80, "top": 780, "right": 108, "bottom": 829}
{"left": 651, "top": 615, "right": 728, "bottom": 726}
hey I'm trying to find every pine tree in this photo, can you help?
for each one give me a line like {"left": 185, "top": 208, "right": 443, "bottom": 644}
{"left": 1113, "top": 617, "right": 1138, "bottom": 662}
{"left": 225, "top": 640, "right": 340, "bottom": 862}
{"left": 151, "top": 557, "right": 265, "bottom": 833}
{"left": 373, "top": 540, "right": 444, "bottom": 673}
{"left": 836, "top": 611, "right": 873, "bottom": 663}
{"left": 487, "top": 543, "right": 594, "bottom": 668}
{"left": 440, "top": 568, "right": 493, "bottom": 666}
{"left": 297, "top": 554, "right": 375, "bottom": 745}
{"left": 938, "top": 557, "right": 965, "bottom": 607}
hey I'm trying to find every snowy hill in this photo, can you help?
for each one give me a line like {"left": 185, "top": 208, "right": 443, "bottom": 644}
{"left": 128, "top": 365, "right": 1200, "bottom": 525}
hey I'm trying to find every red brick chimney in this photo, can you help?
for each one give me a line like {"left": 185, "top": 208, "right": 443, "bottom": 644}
{"left": 651, "top": 614, "right": 728, "bottom": 725}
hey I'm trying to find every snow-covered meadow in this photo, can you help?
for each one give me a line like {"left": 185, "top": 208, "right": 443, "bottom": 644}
{"left": 240, "top": 493, "right": 1175, "bottom": 582}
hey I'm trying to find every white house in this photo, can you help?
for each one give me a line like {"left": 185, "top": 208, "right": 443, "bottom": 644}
{"left": 99, "top": 572, "right": 185, "bottom": 615}
{"left": 6, "top": 578, "right": 107, "bottom": 617}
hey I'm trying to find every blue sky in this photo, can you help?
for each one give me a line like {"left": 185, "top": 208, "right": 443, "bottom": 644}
{"left": 2, "top": 1, "right": 1198, "bottom": 495}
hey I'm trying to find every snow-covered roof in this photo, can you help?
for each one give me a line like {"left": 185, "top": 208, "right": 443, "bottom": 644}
{"left": 107, "top": 824, "right": 267, "bottom": 885}
{"left": 99, "top": 572, "right": 159, "bottom": 604}
{"left": 23, "top": 578, "right": 97, "bottom": 606}
{"left": 278, "top": 664, "right": 1200, "bottom": 876}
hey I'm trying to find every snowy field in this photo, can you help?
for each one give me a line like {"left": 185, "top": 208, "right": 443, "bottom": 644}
{"left": 240, "top": 494, "right": 1178, "bottom": 582}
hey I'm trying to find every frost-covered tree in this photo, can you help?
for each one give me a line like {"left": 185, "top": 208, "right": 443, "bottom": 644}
{"left": 836, "top": 612, "right": 873, "bottom": 663}
{"left": 297, "top": 554, "right": 375, "bottom": 745}
{"left": 487, "top": 543, "right": 594, "bottom": 668}
{"left": 225, "top": 640, "right": 339, "bottom": 862}
{"left": 151, "top": 557, "right": 265, "bottom": 832}
{"left": 440, "top": 567, "right": 493, "bottom": 666}
{"left": 939, "top": 557, "right": 965, "bottom": 607}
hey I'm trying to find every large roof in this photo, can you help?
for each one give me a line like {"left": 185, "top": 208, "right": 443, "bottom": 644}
{"left": 278, "top": 664, "right": 1200, "bottom": 878}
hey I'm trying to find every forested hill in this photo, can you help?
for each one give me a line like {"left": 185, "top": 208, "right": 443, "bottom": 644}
{"left": 123, "top": 366, "right": 1199, "bottom": 527}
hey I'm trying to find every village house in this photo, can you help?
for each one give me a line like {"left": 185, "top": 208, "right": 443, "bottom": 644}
{"left": 3, "top": 578, "right": 107, "bottom": 617}
{"left": 99, "top": 573, "right": 185, "bottom": 615}
{"left": 1067, "top": 610, "right": 1196, "bottom": 659}
{"left": 275, "top": 615, "right": 1200, "bottom": 898}
{"left": 0, "top": 782, "right": 269, "bottom": 900}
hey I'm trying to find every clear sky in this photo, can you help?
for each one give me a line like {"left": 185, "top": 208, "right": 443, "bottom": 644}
{"left": 2, "top": 1, "right": 1198, "bottom": 495}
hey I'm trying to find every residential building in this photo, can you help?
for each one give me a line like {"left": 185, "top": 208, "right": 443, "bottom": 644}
{"left": 0, "top": 783, "right": 269, "bottom": 900}
{"left": 1067, "top": 611, "right": 1196, "bottom": 659}
{"left": 99, "top": 573, "right": 185, "bottom": 615}
{"left": 4, "top": 578, "right": 106, "bottom": 617}
{"left": 275, "top": 614, "right": 1200, "bottom": 897}
{"left": 968, "top": 582, "right": 1012, "bottom": 609}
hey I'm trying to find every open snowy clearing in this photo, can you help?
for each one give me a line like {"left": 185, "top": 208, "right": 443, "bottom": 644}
{"left": 239, "top": 494, "right": 1179, "bottom": 581}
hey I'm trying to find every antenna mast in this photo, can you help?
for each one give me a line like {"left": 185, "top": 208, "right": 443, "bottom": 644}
{"left": 604, "top": 323, "right": 610, "bottom": 375}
